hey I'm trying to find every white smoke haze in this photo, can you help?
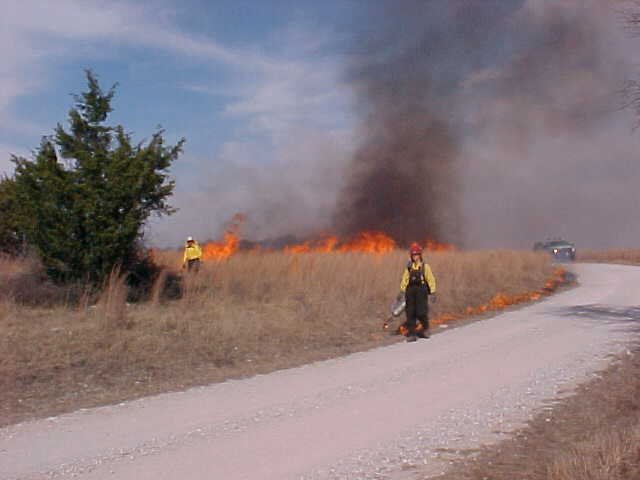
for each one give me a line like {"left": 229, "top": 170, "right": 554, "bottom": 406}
{"left": 148, "top": 128, "right": 354, "bottom": 247}
{"left": 458, "top": 0, "right": 640, "bottom": 248}
{"left": 153, "top": 0, "right": 640, "bottom": 249}
{"left": 207, "top": 129, "right": 353, "bottom": 242}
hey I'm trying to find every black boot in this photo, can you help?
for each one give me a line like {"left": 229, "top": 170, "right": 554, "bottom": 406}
{"left": 417, "top": 329, "right": 430, "bottom": 339}
{"left": 416, "top": 317, "right": 430, "bottom": 338}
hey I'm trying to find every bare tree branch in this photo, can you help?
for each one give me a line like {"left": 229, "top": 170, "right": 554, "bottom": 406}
{"left": 619, "top": 1, "right": 640, "bottom": 126}
{"left": 620, "top": 0, "right": 640, "bottom": 36}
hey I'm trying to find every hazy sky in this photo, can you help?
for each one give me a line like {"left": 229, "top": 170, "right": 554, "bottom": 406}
{"left": 2, "top": 0, "right": 639, "bottom": 249}
{"left": 0, "top": 0, "right": 359, "bottom": 243}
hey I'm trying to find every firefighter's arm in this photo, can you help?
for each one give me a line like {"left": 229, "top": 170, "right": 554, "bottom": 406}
{"left": 182, "top": 249, "right": 188, "bottom": 265}
{"left": 399, "top": 269, "right": 409, "bottom": 293}
{"left": 424, "top": 264, "right": 436, "bottom": 294}
{"left": 195, "top": 244, "right": 203, "bottom": 259}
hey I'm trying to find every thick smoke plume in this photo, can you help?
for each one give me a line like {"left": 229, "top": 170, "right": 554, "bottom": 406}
{"left": 333, "top": 33, "right": 458, "bottom": 244}
{"left": 335, "top": 1, "right": 524, "bottom": 246}
{"left": 156, "top": 0, "right": 640, "bottom": 249}
{"left": 337, "top": 0, "right": 640, "bottom": 248}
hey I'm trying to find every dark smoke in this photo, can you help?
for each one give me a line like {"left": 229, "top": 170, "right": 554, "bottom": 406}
{"left": 334, "top": 103, "right": 458, "bottom": 246}
{"left": 335, "top": 1, "right": 522, "bottom": 245}
{"left": 336, "top": 0, "right": 640, "bottom": 249}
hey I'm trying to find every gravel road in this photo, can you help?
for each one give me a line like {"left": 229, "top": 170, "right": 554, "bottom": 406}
{"left": 1, "top": 263, "right": 638, "bottom": 480}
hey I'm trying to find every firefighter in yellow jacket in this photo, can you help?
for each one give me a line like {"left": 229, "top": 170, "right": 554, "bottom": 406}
{"left": 399, "top": 242, "right": 437, "bottom": 342}
{"left": 182, "top": 236, "right": 203, "bottom": 272}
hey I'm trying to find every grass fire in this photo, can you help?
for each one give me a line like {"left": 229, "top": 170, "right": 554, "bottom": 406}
{"left": 1, "top": 246, "right": 566, "bottom": 427}
{"left": 186, "top": 213, "right": 455, "bottom": 263}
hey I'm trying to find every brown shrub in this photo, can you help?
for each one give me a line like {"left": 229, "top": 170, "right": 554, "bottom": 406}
{"left": 0, "top": 255, "right": 87, "bottom": 306}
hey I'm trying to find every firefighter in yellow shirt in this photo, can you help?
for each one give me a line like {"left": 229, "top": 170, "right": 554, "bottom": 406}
{"left": 182, "top": 236, "right": 203, "bottom": 272}
{"left": 399, "top": 242, "right": 437, "bottom": 342}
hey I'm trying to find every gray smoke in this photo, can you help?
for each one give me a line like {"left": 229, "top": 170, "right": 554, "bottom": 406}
{"left": 335, "top": 1, "right": 525, "bottom": 245}
{"left": 154, "top": 0, "right": 640, "bottom": 249}
{"left": 150, "top": 129, "right": 353, "bottom": 247}
{"left": 337, "top": 0, "right": 640, "bottom": 249}
{"left": 458, "top": 0, "right": 640, "bottom": 248}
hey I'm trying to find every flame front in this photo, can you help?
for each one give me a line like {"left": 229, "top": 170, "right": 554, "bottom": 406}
{"left": 423, "top": 238, "right": 456, "bottom": 252}
{"left": 338, "top": 231, "right": 396, "bottom": 254}
{"left": 430, "top": 267, "right": 567, "bottom": 327}
{"left": 389, "top": 268, "right": 569, "bottom": 336}
{"left": 284, "top": 231, "right": 396, "bottom": 254}
{"left": 201, "top": 213, "right": 244, "bottom": 261}
{"left": 197, "top": 213, "right": 455, "bottom": 258}
{"left": 283, "top": 236, "right": 339, "bottom": 254}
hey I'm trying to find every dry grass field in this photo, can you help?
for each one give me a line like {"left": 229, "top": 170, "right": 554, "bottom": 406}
{"left": 1, "top": 250, "right": 560, "bottom": 426}
{"left": 577, "top": 249, "right": 640, "bottom": 266}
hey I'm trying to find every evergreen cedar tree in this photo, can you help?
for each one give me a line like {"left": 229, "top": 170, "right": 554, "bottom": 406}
{"left": 8, "top": 70, "right": 185, "bottom": 283}
{"left": 0, "top": 176, "right": 21, "bottom": 255}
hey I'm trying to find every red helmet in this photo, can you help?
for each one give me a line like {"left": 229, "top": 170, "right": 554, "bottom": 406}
{"left": 409, "top": 242, "right": 423, "bottom": 256}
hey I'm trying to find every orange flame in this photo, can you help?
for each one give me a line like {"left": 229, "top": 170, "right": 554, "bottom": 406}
{"left": 201, "top": 213, "right": 245, "bottom": 261}
{"left": 283, "top": 236, "right": 338, "bottom": 254}
{"left": 429, "top": 267, "right": 568, "bottom": 328}
{"left": 196, "top": 212, "right": 455, "bottom": 257}
{"left": 338, "top": 231, "right": 396, "bottom": 254}
{"left": 423, "top": 238, "right": 456, "bottom": 252}
{"left": 284, "top": 231, "right": 396, "bottom": 255}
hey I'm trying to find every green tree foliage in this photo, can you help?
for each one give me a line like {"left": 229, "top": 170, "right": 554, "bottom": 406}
{"left": 11, "top": 70, "right": 184, "bottom": 282}
{"left": 0, "top": 175, "right": 23, "bottom": 254}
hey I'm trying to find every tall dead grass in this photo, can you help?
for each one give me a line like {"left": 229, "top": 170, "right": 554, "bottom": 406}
{"left": 1, "top": 249, "right": 555, "bottom": 426}
{"left": 0, "top": 254, "right": 87, "bottom": 306}
{"left": 94, "top": 268, "right": 130, "bottom": 330}
{"left": 577, "top": 249, "right": 640, "bottom": 266}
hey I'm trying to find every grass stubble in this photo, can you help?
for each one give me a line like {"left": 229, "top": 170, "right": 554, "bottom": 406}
{"left": 0, "top": 250, "right": 557, "bottom": 427}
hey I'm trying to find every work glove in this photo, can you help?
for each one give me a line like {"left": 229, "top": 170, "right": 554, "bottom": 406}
{"left": 396, "top": 292, "right": 404, "bottom": 302}
{"left": 430, "top": 293, "right": 437, "bottom": 304}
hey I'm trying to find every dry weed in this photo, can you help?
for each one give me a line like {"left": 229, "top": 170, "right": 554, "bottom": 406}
{"left": 548, "top": 426, "right": 640, "bottom": 480}
{"left": 94, "top": 267, "right": 129, "bottom": 330}
{"left": 1, "top": 249, "right": 556, "bottom": 426}
{"left": 436, "top": 347, "right": 640, "bottom": 480}
{"left": 150, "top": 268, "right": 168, "bottom": 305}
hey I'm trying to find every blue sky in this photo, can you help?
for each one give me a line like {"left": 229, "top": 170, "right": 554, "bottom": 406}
{"left": 1, "top": 0, "right": 361, "bottom": 245}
